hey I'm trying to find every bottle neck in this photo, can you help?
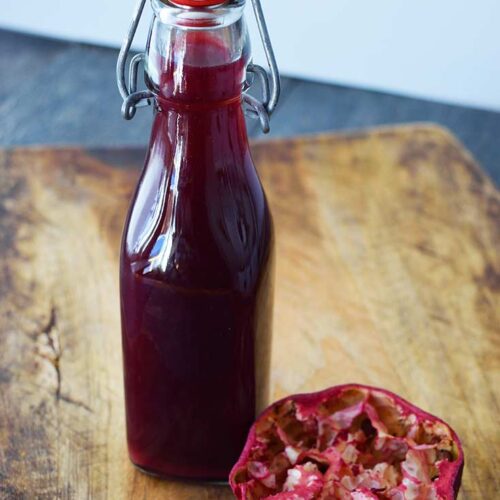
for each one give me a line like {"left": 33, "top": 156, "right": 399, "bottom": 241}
{"left": 146, "top": 1, "right": 250, "bottom": 108}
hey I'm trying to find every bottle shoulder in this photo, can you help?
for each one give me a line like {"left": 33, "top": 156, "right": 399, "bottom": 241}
{"left": 121, "top": 149, "right": 273, "bottom": 292}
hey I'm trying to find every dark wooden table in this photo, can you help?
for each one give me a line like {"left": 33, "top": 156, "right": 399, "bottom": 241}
{"left": 0, "top": 28, "right": 499, "bottom": 185}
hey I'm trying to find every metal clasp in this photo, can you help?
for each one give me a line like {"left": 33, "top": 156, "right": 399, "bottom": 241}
{"left": 117, "top": 0, "right": 280, "bottom": 133}
{"left": 116, "top": 0, "right": 154, "bottom": 120}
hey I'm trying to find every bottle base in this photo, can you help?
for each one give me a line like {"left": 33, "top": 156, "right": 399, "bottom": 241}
{"left": 131, "top": 459, "right": 230, "bottom": 485}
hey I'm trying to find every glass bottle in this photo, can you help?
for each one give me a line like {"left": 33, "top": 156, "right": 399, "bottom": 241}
{"left": 119, "top": 0, "right": 276, "bottom": 481}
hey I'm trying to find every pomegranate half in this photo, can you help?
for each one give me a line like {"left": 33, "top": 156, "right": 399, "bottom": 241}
{"left": 230, "top": 384, "right": 463, "bottom": 499}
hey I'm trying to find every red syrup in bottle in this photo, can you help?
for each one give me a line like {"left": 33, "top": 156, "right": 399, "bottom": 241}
{"left": 120, "top": 30, "right": 274, "bottom": 480}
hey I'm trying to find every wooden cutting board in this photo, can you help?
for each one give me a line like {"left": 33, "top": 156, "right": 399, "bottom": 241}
{"left": 0, "top": 125, "right": 498, "bottom": 499}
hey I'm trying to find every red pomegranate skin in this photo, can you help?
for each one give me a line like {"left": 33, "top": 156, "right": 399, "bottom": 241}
{"left": 230, "top": 384, "right": 464, "bottom": 500}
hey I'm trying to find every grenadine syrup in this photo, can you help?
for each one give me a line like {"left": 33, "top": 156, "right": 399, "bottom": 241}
{"left": 120, "top": 25, "right": 274, "bottom": 480}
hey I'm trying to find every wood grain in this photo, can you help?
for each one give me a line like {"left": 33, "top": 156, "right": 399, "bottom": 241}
{"left": 0, "top": 125, "right": 498, "bottom": 498}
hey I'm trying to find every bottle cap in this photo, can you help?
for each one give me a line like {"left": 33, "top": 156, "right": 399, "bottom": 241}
{"left": 171, "top": 0, "right": 226, "bottom": 6}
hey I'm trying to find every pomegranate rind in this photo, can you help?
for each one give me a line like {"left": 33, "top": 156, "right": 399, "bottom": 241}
{"left": 230, "top": 384, "right": 464, "bottom": 499}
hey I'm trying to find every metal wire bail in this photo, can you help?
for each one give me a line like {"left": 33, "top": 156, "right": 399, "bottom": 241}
{"left": 116, "top": 0, "right": 153, "bottom": 120}
{"left": 117, "top": 0, "right": 280, "bottom": 133}
{"left": 242, "top": 0, "right": 280, "bottom": 133}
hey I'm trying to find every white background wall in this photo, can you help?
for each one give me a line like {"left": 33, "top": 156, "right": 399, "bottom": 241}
{"left": 1, "top": 0, "right": 499, "bottom": 111}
